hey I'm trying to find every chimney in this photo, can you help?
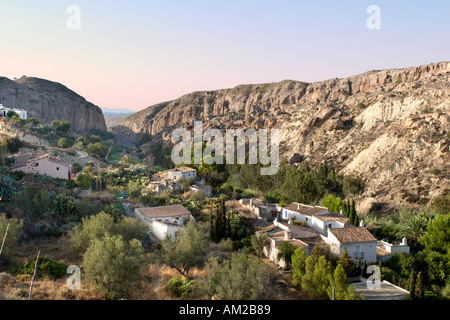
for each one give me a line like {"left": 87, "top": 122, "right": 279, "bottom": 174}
{"left": 250, "top": 199, "right": 253, "bottom": 207}
{"left": 402, "top": 237, "right": 408, "bottom": 246}
{"left": 284, "top": 230, "right": 292, "bottom": 241}
{"left": 297, "top": 204, "right": 300, "bottom": 210}
{"left": 359, "top": 220, "right": 365, "bottom": 228}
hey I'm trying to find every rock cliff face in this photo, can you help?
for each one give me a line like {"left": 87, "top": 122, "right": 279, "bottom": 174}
{"left": 114, "top": 62, "right": 450, "bottom": 212}
{"left": 0, "top": 77, "right": 107, "bottom": 132}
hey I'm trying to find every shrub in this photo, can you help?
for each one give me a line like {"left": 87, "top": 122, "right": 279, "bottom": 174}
{"left": 72, "top": 163, "right": 83, "bottom": 175}
{"left": 57, "top": 138, "right": 73, "bottom": 149}
{"left": 1, "top": 136, "right": 23, "bottom": 153}
{"left": 77, "top": 173, "right": 92, "bottom": 190}
{"left": 8, "top": 256, "right": 68, "bottom": 280}
{"left": 86, "top": 142, "right": 108, "bottom": 159}
{"left": 165, "top": 276, "right": 197, "bottom": 298}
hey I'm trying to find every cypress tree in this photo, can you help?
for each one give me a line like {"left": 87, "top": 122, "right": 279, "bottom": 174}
{"left": 351, "top": 199, "right": 358, "bottom": 226}
{"left": 362, "top": 259, "right": 368, "bottom": 278}
{"left": 415, "top": 272, "right": 424, "bottom": 300}
{"left": 408, "top": 271, "right": 416, "bottom": 300}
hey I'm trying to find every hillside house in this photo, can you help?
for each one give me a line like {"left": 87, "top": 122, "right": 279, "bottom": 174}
{"left": 377, "top": 238, "right": 410, "bottom": 262}
{"left": 326, "top": 226, "right": 378, "bottom": 262}
{"left": 0, "top": 104, "right": 28, "bottom": 120}
{"left": 134, "top": 204, "right": 194, "bottom": 241}
{"left": 257, "top": 219, "right": 325, "bottom": 268}
{"left": 240, "top": 198, "right": 280, "bottom": 222}
{"left": 168, "top": 167, "right": 197, "bottom": 181}
{"left": 10, "top": 153, "right": 71, "bottom": 180}
{"left": 282, "top": 202, "right": 349, "bottom": 235}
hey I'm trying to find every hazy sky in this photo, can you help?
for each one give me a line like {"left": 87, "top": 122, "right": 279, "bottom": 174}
{"left": 0, "top": 0, "right": 449, "bottom": 111}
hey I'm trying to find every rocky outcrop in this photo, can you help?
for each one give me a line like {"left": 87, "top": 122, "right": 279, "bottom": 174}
{"left": 114, "top": 61, "right": 450, "bottom": 212}
{"left": 0, "top": 77, "right": 106, "bottom": 132}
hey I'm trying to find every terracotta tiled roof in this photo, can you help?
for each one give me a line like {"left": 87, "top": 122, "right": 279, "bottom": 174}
{"left": 173, "top": 167, "right": 196, "bottom": 173}
{"left": 329, "top": 227, "right": 377, "bottom": 243}
{"left": 314, "top": 212, "right": 349, "bottom": 224}
{"left": 135, "top": 205, "right": 191, "bottom": 219}
{"left": 284, "top": 202, "right": 328, "bottom": 216}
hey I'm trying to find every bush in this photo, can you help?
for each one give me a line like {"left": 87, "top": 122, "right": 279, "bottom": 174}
{"left": 165, "top": 276, "right": 197, "bottom": 298}
{"left": 57, "top": 138, "right": 73, "bottom": 149}
{"left": 77, "top": 173, "right": 93, "bottom": 190}
{"left": 86, "top": 142, "right": 109, "bottom": 159}
{"left": 1, "top": 136, "right": 23, "bottom": 153}
{"left": 8, "top": 256, "right": 68, "bottom": 280}
{"left": 82, "top": 234, "right": 147, "bottom": 299}
{"left": 72, "top": 163, "right": 83, "bottom": 175}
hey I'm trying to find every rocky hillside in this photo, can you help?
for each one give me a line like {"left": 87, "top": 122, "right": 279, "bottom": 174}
{"left": 113, "top": 62, "right": 450, "bottom": 212}
{"left": 0, "top": 77, "right": 106, "bottom": 132}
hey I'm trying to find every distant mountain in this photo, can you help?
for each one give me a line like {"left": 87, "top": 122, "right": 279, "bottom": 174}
{"left": 112, "top": 62, "right": 450, "bottom": 213}
{"left": 0, "top": 76, "right": 106, "bottom": 132}
{"left": 102, "top": 108, "right": 136, "bottom": 116}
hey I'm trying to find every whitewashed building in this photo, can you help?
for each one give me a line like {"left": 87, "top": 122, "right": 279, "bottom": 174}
{"left": 377, "top": 238, "right": 410, "bottom": 262}
{"left": 167, "top": 167, "right": 197, "bottom": 181}
{"left": 326, "top": 227, "right": 378, "bottom": 263}
{"left": 0, "top": 104, "right": 28, "bottom": 120}
{"left": 282, "top": 202, "right": 349, "bottom": 235}
{"left": 134, "top": 205, "right": 194, "bottom": 241}
{"left": 10, "top": 153, "right": 72, "bottom": 180}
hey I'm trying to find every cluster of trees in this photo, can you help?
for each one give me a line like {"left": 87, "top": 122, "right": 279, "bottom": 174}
{"left": 210, "top": 199, "right": 252, "bottom": 244}
{"left": 70, "top": 211, "right": 149, "bottom": 299}
{"left": 74, "top": 135, "right": 109, "bottom": 159}
{"left": 225, "top": 161, "right": 365, "bottom": 206}
{"left": 292, "top": 246, "right": 362, "bottom": 300}
{"left": 321, "top": 194, "right": 359, "bottom": 225}
{"left": 378, "top": 213, "right": 450, "bottom": 299}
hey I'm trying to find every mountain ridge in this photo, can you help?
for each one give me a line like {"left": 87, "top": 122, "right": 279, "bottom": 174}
{"left": 112, "top": 61, "right": 450, "bottom": 212}
{"left": 0, "top": 76, "right": 107, "bottom": 133}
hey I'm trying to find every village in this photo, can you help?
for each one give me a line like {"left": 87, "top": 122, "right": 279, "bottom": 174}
{"left": 5, "top": 151, "right": 412, "bottom": 300}
{"left": 0, "top": 103, "right": 446, "bottom": 301}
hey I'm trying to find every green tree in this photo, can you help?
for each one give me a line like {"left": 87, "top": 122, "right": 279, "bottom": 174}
{"left": 76, "top": 173, "right": 92, "bottom": 190}
{"left": 291, "top": 248, "right": 307, "bottom": 289}
{"left": 200, "top": 253, "right": 279, "bottom": 300}
{"left": 82, "top": 234, "right": 147, "bottom": 299}
{"left": 420, "top": 214, "right": 450, "bottom": 256}
{"left": 328, "top": 264, "right": 360, "bottom": 300}
{"left": 180, "top": 178, "right": 195, "bottom": 193}
{"left": 277, "top": 241, "right": 296, "bottom": 270}
{"left": 57, "top": 138, "right": 72, "bottom": 149}
{"left": 1, "top": 136, "right": 23, "bottom": 153}
{"left": 321, "top": 194, "right": 346, "bottom": 213}
{"left": 337, "top": 247, "right": 357, "bottom": 277}
{"left": 343, "top": 175, "right": 365, "bottom": 197}
{"left": 127, "top": 180, "right": 142, "bottom": 199}
{"left": 312, "top": 256, "right": 333, "bottom": 299}
{"left": 250, "top": 233, "right": 269, "bottom": 258}
{"left": 70, "top": 211, "right": 146, "bottom": 252}
{"left": 408, "top": 271, "right": 416, "bottom": 300}
{"left": 415, "top": 271, "right": 424, "bottom": 300}
{"left": 160, "top": 220, "right": 209, "bottom": 277}
{"left": 86, "top": 142, "right": 108, "bottom": 159}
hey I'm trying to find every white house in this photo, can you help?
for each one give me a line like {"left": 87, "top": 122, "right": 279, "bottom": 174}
{"left": 134, "top": 204, "right": 194, "bottom": 241}
{"left": 10, "top": 153, "right": 72, "bottom": 180}
{"left": 377, "top": 238, "right": 410, "bottom": 262}
{"left": 167, "top": 167, "right": 197, "bottom": 181}
{"left": 282, "top": 202, "right": 349, "bottom": 235}
{"left": 0, "top": 104, "right": 28, "bottom": 120}
{"left": 326, "top": 227, "right": 378, "bottom": 263}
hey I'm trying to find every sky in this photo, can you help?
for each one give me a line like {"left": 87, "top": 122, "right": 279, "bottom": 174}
{"left": 0, "top": 0, "right": 449, "bottom": 112}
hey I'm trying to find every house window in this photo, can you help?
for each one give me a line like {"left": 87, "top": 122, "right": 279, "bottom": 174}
{"left": 56, "top": 167, "right": 60, "bottom": 171}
